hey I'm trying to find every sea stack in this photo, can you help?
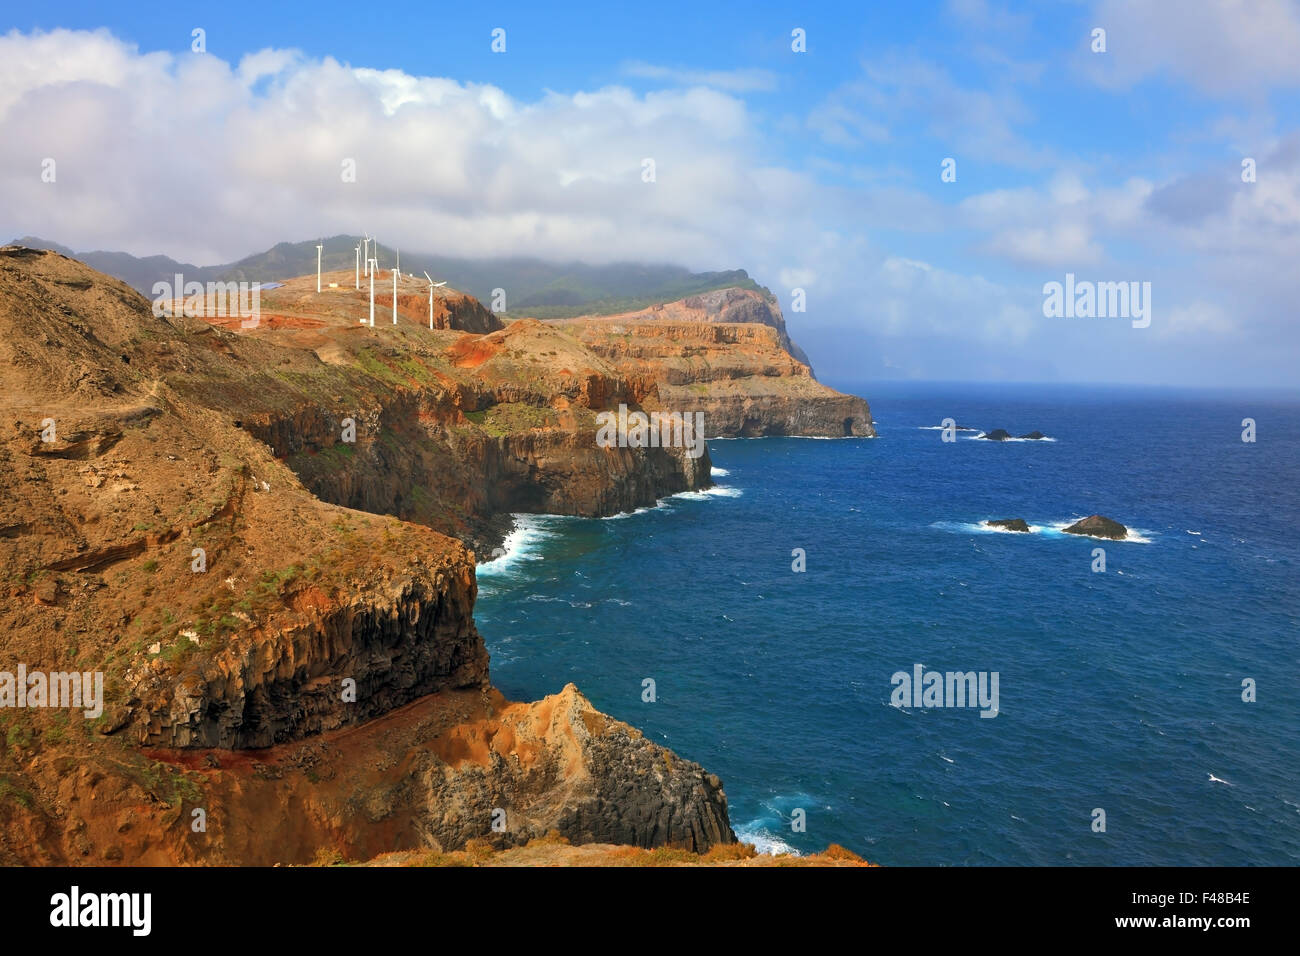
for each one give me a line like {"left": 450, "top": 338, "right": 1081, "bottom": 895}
{"left": 981, "top": 429, "right": 1012, "bottom": 441}
{"left": 1063, "top": 515, "right": 1128, "bottom": 540}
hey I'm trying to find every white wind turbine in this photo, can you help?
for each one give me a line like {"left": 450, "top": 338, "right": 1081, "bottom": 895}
{"left": 354, "top": 242, "right": 361, "bottom": 289}
{"left": 423, "top": 271, "right": 447, "bottom": 330}
{"left": 391, "top": 266, "right": 400, "bottom": 323}
{"left": 316, "top": 242, "right": 323, "bottom": 293}
{"left": 367, "top": 257, "right": 378, "bottom": 326}
{"left": 363, "top": 234, "right": 370, "bottom": 276}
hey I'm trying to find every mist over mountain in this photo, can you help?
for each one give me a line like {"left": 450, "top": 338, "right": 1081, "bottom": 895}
{"left": 11, "top": 235, "right": 766, "bottom": 320}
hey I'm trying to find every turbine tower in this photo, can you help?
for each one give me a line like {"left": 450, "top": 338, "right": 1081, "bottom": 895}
{"left": 316, "top": 243, "right": 323, "bottom": 293}
{"left": 392, "top": 267, "right": 399, "bottom": 323}
{"left": 423, "top": 271, "right": 447, "bottom": 330}
{"left": 363, "top": 234, "right": 370, "bottom": 276}
{"left": 367, "top": 257, "right": 378, "bottom": 326}
{"left": 354, "top": 242, "right": 361, "bottom": 289}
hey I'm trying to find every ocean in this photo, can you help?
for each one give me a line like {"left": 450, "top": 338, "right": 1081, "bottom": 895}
{"left": 474, "top": 382, "right": 1300, "bottom": 865}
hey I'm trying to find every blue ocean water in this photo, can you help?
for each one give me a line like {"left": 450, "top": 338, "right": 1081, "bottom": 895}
{"left": 474, "top": 382, "right": 1300, "bottom": 865}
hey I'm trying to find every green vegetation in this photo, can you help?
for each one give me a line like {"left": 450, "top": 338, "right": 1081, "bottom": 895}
{"left": 0, "top": 775, "right": 36, "bottom": 808}
{"left": 6, "top": 722, "right": 33, "bottom": 751}
{"left": 121, "top": 755, "right": 204, "bottom": 808}
{"left": 292, "top": 441, "right": 354, "bottom": 474}
{"left": 355, "top": 347, "right": 408, "bottom": 386}
{"left": 466, "top": 403, "right": 560, "bottom": 437}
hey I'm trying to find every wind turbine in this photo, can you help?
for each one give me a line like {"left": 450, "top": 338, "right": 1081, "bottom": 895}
{"left": 423, "top": 271, "right": 447, "bottom": 330}
{"left": 392, "top": 266, "right": 400, "bottom": 323}
{"left": 367, "top": 257, "right": 378, "bottom": 326}
{"left": 316, "top": 243, "right": 323, "bottom": 293}
{"left": 354, "top": 242, "right": 361, "bottom": 289}
{"left": 363, "top": 234, "right": 370, "bottom": 276}
{"left": 395, "top": 246, "right": 400, "bottom": 275}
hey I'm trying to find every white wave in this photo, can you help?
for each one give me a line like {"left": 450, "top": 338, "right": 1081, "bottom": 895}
{"left": 1208, "top": 773, "right": 1234, "bottom": 786}
{"left": 933, "top": 520, "right": 1046, "bottom": 536}
{"left": 735, "top": 826, "right": 802, "bottom": 857}
{"left": 935, "top": 518, "right": 1153, "bottom": 543}
{"left": 702, "top": 485, "right": 743, "bottom": 497}
{"left": 710, "top": 466, "right": 729, "bottom": 477}
{"left": 477, "top": 514, "right": 560, "bottom": 575}
{"left": 968, "top": 432, "right": 1056, "bottom": 442}
{"left": 1187, "top": 530, "right": 1201, "bottom": 535}
{"left": 600, "top": 500, "right": 673, "bottom": 519}
{"left": 709, "top": 434, "right": 875, "bottom": 441}
{"left": 671, "top": 485, "right": 743, "bottom": 501}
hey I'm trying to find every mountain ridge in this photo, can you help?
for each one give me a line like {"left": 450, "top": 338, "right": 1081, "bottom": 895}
{"left": 11, "top": 234, "right": 768, "bottom": 319}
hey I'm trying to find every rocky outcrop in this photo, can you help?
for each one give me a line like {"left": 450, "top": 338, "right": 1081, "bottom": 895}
{"left": 677, "top": 287, "right": 812, "bottom": 365}
{"left": 986, "top": 518, "right": 1030, "bottom": 532}
{"left": 978, "top": 428, "right": 1046, "bottom": 441}
{"left": 561, "top": 319, "right": 874, "bottom": 437}
{"left": 1063, "top": 515, "right": 1128, "bottom": 540}
{"left": 419, "top": 684, "right": 734, "bottom": 851}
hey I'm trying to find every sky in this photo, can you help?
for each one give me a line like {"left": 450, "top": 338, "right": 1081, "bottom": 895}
{"left": 1, "top": 0, "right": 1298, "bottom": 387}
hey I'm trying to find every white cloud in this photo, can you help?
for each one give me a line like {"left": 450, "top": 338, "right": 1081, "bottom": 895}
{"left": 807, "top": 54, "right": 1051, "bottom": 168}
{"left": 620, "top": 61, "right": 778, "bottom": 93}
{"left": 1157, "top": 301, "right": 1236, "bottom": 338}
{"left": 1084, "top": 0, "right": 1300, "bottom": 95}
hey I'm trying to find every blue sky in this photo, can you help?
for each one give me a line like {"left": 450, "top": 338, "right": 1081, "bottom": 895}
{"left": 3, "top": 0, "right": 1299, "bottom": 386}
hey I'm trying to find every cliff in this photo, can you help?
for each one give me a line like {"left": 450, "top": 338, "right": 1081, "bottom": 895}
{"left": 0, "top": 246, "right": 873, "bottom": 866}
{"left": 0, "top": 248, "right": 730, "bottom": 864}
{"left": 552, "top": 288, "right": 874, "bottom": 437}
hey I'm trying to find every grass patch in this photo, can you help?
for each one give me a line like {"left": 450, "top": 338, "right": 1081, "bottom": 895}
{"left": 0, "top": 775, "right": 36, "bottom": 809}
{"left": 467, "top": 403, "right": 560, "bottom": 438}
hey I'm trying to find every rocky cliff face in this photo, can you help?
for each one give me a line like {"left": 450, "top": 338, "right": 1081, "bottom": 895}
{"left": 136, "top": 549, "right": 489, "bottom": 749}
{"left": 561, "top": 314, "right": 875, "bottom": 437}
{"left": 0, "top": 248, "right": 733, "bottom": 864}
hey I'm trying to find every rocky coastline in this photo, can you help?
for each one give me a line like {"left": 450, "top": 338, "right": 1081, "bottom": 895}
{"left": 0, "top": 247, "right": 872, "bottom": 865}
